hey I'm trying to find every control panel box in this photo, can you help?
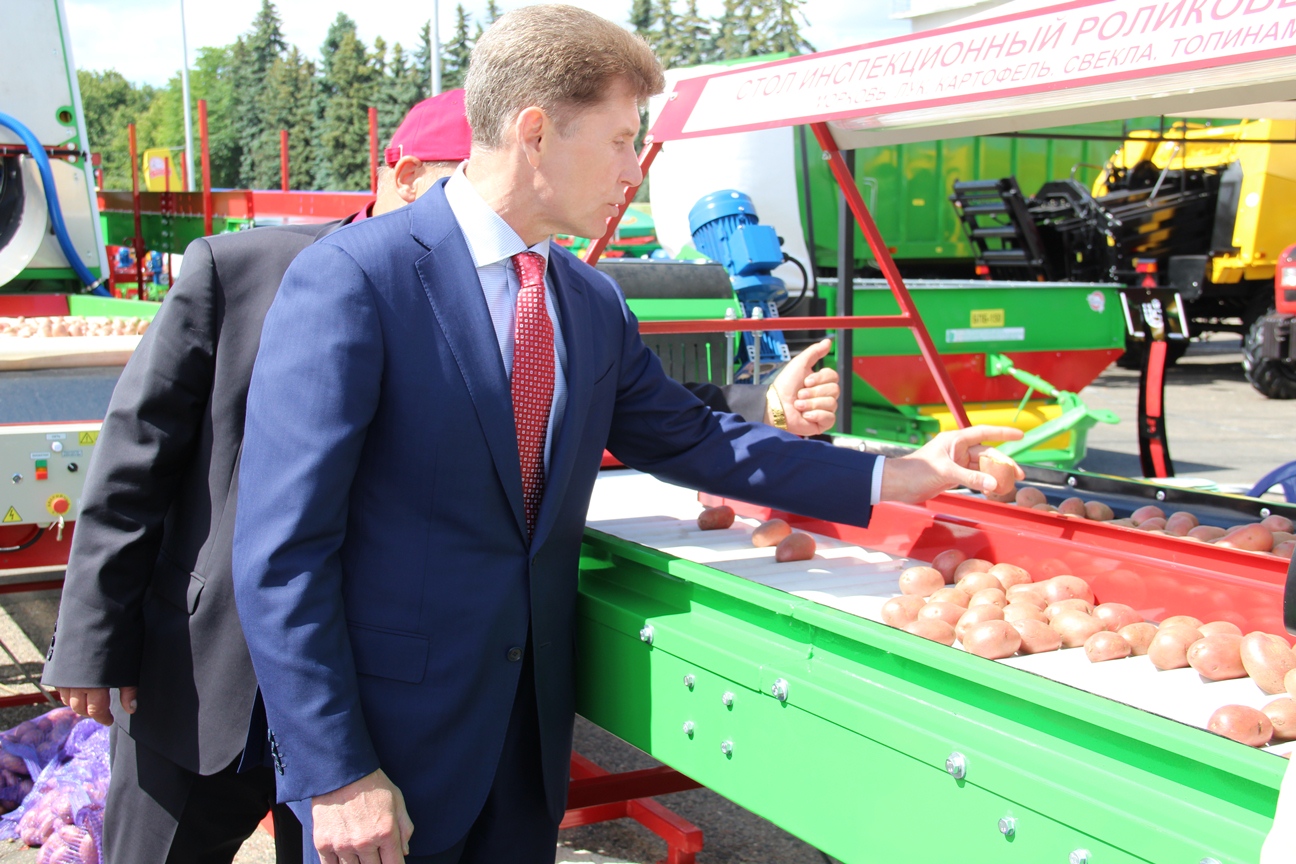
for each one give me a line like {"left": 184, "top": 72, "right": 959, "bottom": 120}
{"left": 0, "top": 422, "right": 99, "bottom": 525}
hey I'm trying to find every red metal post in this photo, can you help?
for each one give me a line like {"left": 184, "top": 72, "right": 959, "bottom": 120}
{"left": 280, "top": 129, "right": 289, "bottom": 192}
{"left": 368, "top": 107, "right": 379, "bottom": 195}
{"left": 199, "top": 99, "right": 213, "bottom": 236}
{"left": 582, "top": 139, "right": 663, "bottom": 265}
{"left": 163, "top": 158, "right": 173, "bottom": 288}
{"left": 810, "top": 122, "right": 970, "bottom": 429}
{"left": 127, "top": 124, "right": 145, "bottom": 292}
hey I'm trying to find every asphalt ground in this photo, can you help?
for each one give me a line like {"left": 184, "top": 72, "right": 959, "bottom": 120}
{"left": 0, "top": 334, "right": 1291, "bottom": 863}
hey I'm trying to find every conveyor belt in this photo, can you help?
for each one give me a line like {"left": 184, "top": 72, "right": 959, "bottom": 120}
{"left": 588, "top": 469, "right": 1296, "bottom": 758}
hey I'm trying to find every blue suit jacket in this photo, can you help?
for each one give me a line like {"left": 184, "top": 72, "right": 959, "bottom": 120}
{"left": 231, "top": 180, "right": 878, "bottom": 854}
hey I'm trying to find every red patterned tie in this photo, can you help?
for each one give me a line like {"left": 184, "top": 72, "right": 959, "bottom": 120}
{"left": 510, "top": 251, "right": 554, "bottom": 536}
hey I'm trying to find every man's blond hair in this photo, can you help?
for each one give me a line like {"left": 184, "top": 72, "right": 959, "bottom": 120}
{"left": 465, "top": 4, "right": 665, "bottom": 150}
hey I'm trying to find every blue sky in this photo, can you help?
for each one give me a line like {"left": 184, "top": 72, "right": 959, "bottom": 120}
{"left": 66, "top": 1, "right": 911, "bottom": 87}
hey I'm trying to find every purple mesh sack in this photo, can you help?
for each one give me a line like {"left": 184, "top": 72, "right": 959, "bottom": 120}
{"left": 0, "top": 707, "right": 79, "bottom": 779}
{"left": 0, "top": 717, "right": 108, "bottom": 859}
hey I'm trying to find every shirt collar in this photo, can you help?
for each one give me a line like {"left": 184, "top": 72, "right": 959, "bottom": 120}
{"left": 443, "top": 161, "right": 550, "bottom": 269}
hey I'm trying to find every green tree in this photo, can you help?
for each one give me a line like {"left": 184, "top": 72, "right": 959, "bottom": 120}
{"left": 414, "top": 20, "right": 434, "bottom": 100}
{"left": 712, "top": 0, "right": 750, "bottom": 60}
{"left": 250, "top": 47, "right": 319, "bottom": 189}
{"left": 378, "top": 44, "right": 422, "bottom": 147}
{"left": 484, "top": 0, "right": 501, "bottom": 24}
{"left": 77, "top": 70, "right": 156, "bottom": 189}
{"left": 441, "top": 4, "right": 473, "bottom": 91}
{"left": 654, "top": 0, "right": 682, "bottom": 68}
{"left": 315, "top": 13, "right": 379, "bottom": 190}
{"left": 676, "top": 0, "right": 712, "bottom": 67}
{"left": 756, "top": 0, "right": 814, "bottom": 55}
{"left": 189, "top": 43, "right": 244, "bottom": 188}
{"left": 630, "top": 0, "right": 653, "bottom": 36}
{"left": 234, "top": 0, "right": 288, "bottom": 185}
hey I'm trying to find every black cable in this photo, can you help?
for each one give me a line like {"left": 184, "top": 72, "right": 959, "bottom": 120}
{"left": 0, "top": 525, "right": 44, "bottom": 553}
{"left": 777, "top": 252, "right": 811, "bottom": 316}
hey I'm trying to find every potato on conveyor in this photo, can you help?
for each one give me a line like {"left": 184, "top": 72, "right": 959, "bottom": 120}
{"left": 1049, "top": 610, "right": 1105, "bottom": 648}
{"left": 1118, "top": 622, "right": 1157, "bottom": 655}
{"left": 955, "top": 605, "right": 1005, "bottom": 644}
{"left": 1041, "top": 575, "right": 1095, "bottom": 605}
{"left": 1263, "top": 515, "right": 1295, "bottom": 533}
{"left": 881, "top": 596, "right": 927, "bottom": 628}
{"left": 1188, "top": 525, "right": 1228, "bottom": 542}
{"left": 954, "top": 558, "right": 994, "bottom": 579}
{"left": 1131, "top": 504, "right": 1166, "bottom": 525}
{"left": 903, "top": 619, "right": 956, "bottom": 646}
{"left": 1084, "top": 631, "right": 1132, "bottom": 663}
{"left": 1083, "top": 500, "right": 1115, "bottom": 521}
{"left": 1148, "top": 628, "right": 1200, "bottom": 670}
{"left": 1045, "top": 598, "right": 1094, "bottom": 621}
{"left": 1241, "top": 631, "right": 1296, "bottom": 695}
{"left": 962, "top": 620, "right": 1022, "bottom": 660}
{"left": 918, "top": 602, "right": 964, "bottom": 627}
{"left": 1264, "top": 697, "right": 1296, "bottom": 741}
{"left": 988, "top": 563, "right": 1032, "bottom": 590}
{"left": 751, "top": 519, "right": 791, "bottom": 547}
{"left": 1094, "top": 602, "right": 1141, "bottom": 632}
{"left": 1057, "top": 497, "right": 1087, "bottom": 518}
{"left": 1208, "top": 704, "right": 1273, "bottom": 747}
{"left": 1014, "top": 487, "right": 1047, "bottom": 508}
{"left": 968, "top": 588, "right": 1007, "bottom": 610}
{"left": 1199, "top": 620, "right": 1243, "bottom": 637}
{"left": 955, "top": 570, "right": 1000, "bottom": 596}
{"left": 1217, "top": 524, "right": 1275, "bottom": 553}
{"left": 898, "top": 566, "right": 945, "bottom": 597}
{"left": 930, "top": 549, "right": 966, "bottom": 584}
{"left": 928, "top": 587, "right": 970, "bottom": 607}
{"left": 1164, "top": 511, "right": 1199, "bottom": 536}
{"left": 1011, "top": 619, "right": 1062, "bottom": 654}
{"left": 1002, "top": 602, "right": 1047, "bottom": 624}
{"left": 696, "top": 505, "right": 735, "bottom": 530}
{"left": 774, "top": 532, "right": 816, "bottom": 563}
{"left": 1005, "top": 584, "right": 1047, "bottom": 607}
{"left": 1186, "top": 634, "right": 1246, "bottom": 681}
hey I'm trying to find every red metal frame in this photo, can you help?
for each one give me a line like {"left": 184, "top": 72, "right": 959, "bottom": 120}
{"left": 368, "top": 107, "right": 379, "bottom": 195}
{"left": 702, "top": 492, "right": 1292, "bottom": 637}
{"left": 199, "top": 99, "right": 213, "bottom": 236}
{"left": 280, "top": 129, "right": 290, "bottom": 193}
{"left": 99, "top": 190, "right": 368, "bottom": 225}
{"left": 563, "top": 752, "right": 703, "bottom": 864}
{"left": 127, "top": 125, "right": 145, "bottom": 290}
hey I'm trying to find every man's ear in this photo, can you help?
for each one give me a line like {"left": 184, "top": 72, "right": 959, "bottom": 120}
{"left": 393, "top": 156, "right": 425, "bottom": 203}
{"left": 515, "top": 106, "right": 547, "bottom": 168}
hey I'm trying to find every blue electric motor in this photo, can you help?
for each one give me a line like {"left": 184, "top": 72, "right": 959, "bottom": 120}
{"left": 689, "top": 190, "right": 792, "bottom": 382}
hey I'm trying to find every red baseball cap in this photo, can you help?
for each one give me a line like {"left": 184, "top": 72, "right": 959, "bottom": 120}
{"left": 384, "top": 89, "right": 472, "bottom": 166}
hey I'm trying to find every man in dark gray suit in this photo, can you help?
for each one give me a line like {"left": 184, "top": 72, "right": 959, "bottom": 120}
{"left": 39, "top": 92, "right": 473, "bottom": 864}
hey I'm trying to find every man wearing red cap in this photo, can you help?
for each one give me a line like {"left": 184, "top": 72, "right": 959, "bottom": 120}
{"left": 40, "top": 90, "right": 472, "bottom": 864}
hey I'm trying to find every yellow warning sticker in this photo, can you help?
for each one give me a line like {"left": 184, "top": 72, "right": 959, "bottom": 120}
{"left": 970, "top": 309, "right": 1005, "bottom": 328}
{"left": 2, "top": 507, "right": 22, "bottom": 523}
{"left": 78, "top": 431, "right": 99, "bottom": 446}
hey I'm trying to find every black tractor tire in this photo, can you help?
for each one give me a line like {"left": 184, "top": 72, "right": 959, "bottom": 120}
{"left": 1242, "top": 312, "right": 1296, "bottom": 399}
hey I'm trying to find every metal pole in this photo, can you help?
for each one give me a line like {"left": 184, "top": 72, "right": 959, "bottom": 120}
{"left": 368, "top": 107, "right": 379, "bottom": 195}
{"left": 179, "top": 0, "right": 196, "bottom": 192}
{"left": 798, "top": 125, "right": 817, "bottom": 282}
{"left": 836, "top": 149, "right": 855, "bottom": 436}
{"left": 128, "top": 124, "right": 145, "bottom": 292}
{"left": 431, "top": 0, "right": 441, "bottom": 96}
{"left": 280, "top": 129, "right": 289, "bottom": 192}
{"left": 198, "top": 99, "right": 212, "bottom": 236}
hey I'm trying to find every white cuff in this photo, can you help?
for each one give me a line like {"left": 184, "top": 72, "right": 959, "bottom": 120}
{"left": 871, "top": 455, "right": 885, "bottom": 505}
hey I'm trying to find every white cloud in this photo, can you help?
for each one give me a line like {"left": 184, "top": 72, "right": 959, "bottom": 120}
{"left": 67, "top": 1, "right": 909, "bottom": 87}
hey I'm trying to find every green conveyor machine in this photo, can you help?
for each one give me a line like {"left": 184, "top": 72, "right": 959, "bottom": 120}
{"left": 575, "top": 10, "right": 1296, "bottom": 862}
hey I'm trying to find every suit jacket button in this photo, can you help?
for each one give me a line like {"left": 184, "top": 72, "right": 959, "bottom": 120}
{"left": 507, "top": 647, "right": 523, "bottom": 662}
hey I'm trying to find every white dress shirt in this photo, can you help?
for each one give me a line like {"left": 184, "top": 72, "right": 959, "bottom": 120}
{"left": 443, "top": 163, "right": 568, "bottom": 471}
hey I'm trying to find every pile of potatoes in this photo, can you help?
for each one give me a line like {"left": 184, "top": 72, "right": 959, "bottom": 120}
{"left": 0, "top": 316, "right": 149, "bottom": 338}
{"left": 1005, "top": 486, "right": 1294, "bottom": 561}
{"left": 697, "top": 506, "right": 817, "bottom": 562}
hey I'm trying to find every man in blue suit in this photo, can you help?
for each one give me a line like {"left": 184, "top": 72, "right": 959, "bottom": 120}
{"left": 232, "top": 6, "right": 1021, "bottom": 863}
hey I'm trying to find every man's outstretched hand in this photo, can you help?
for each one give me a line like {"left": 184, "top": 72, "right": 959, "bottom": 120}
{"left": 880, "top": 425, "right": 1026, "bottom": 505}
{"left": 312, "top": 768, "right": 414, "bottom": 864}
{"left": 56, "top": 686, "right": 137, "bottom": 726}
{"left": 768, "top": 339, "right": 840, "bottom": 436}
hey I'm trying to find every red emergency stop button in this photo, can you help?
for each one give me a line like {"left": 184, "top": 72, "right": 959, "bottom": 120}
{"left": 46, "top": 495, "right": 70, "bottom": 516}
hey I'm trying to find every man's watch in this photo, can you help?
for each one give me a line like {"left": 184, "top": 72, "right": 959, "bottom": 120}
{"left": 765, "top": 385, "right": 788, "bottom": 431}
